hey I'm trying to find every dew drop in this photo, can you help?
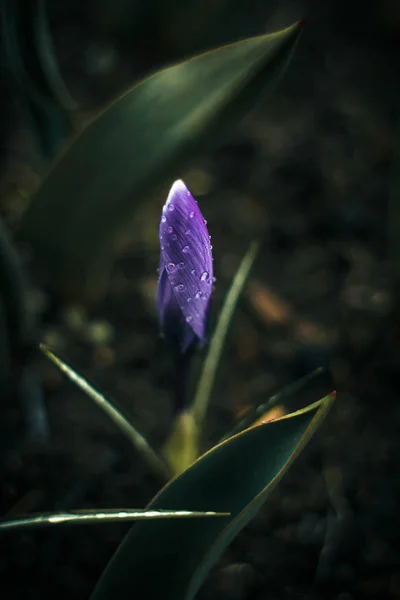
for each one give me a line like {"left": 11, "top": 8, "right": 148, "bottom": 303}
{"left": 189, "top": 211, "right": 195, "bottom": 218}
{"left": 210, "top": 245, "right": 213, "bottom": 250}
{"left": 171, "top": 234, "right": 177, "bottom": 241}
{"left": 185, "top": 229, "right": 191, "bottom": 235}
{"left": 161, "top": 245, "right": 164, "bottom": 250}
{"left": 175, "top": 284, "right": 184, "bottom": 291}
{"left": 167, "top": 262, "right": 176, "bottom": 272}
{"left": 186, "top": 316, "right": 193, "bottom": 323}
{"left": 187, "top": 297, "right": 192, "bottom": 303}
{"left": 209, "top": 235, "right": 211, "bottom": 239}
{"left": 182, "top": 245, "right": 190, "bottom": 253}
{"left": 161, "top": 215, "right": 166, "bottom": 223}
{"left": 212, "top": 276, "right": 217, "bottom": 282}
{"left": 200, "top": 271, "right": 209, "bottom": 281}
{"left": 167, "top": 226, "right": 173, "bottom": 233}
{"left": 204, "top": 219, "right": 207, "bottom": 224}
{"left": 195, "top": 291, "right": 203, "bottom": 299}
{"left": 191, "top": 269, "right": 196, "bottom": 275}
{"left": 168, "top": 203, "right": 175, "bottom": 211}
{"left": 178, "top": 261, "right": 185, "bottom": 268}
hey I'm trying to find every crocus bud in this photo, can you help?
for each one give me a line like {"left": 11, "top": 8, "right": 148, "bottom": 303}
{"left": 157, "top": 180, "right": 214, "bottom": 354}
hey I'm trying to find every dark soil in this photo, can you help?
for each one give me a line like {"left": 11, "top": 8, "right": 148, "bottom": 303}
{"left": 1, "top": 2, "right": 400, "bottom": 599}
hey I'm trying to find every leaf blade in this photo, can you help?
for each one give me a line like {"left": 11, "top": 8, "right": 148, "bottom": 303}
{"left": 163, "top": 241, "right": 259, "bottom": 475}
{"left": 0, "top": 509, "right": 230, "bottom": 532}
{"left": 19, "top": 23, "right": 301, "bottom": 296}
{"left": 91, "top": 393, "right": 335, "bottom": 600}
{"left": 40, "top": 344, "right": 170, "bottom": 482}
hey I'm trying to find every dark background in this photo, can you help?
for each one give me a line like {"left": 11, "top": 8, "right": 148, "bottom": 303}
{"left": 1, "top": 0, "right": 400, "bottom": 598}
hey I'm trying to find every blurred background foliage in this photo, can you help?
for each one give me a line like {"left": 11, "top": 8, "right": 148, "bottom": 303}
{"left": 1, "top": 0, "right": 400, "bottom": 598}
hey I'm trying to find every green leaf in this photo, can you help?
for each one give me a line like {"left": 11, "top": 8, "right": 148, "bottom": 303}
{"left": 163, "top": 241, "right": 260, "bottom": 475}
{"left": 191, "top": 241, "right": 260, "bottom": 428}
{"left": 2, "top": 0, "right": 73, "bottom": 159}
{"left": 0, "top": 509, "right": 229, "bottom": 532}
{"left": 0, "top": 217, "right": 33, "bottom": 351}
{"left": 221, "top": 366, "right": 332, "bottom": 441}
{"left": 91, "top": 393, "right": 335, "bottom": 600}
{"left": 19, "top": 23, "right": 302, "bottom": 297}
{"left": 40, "top": 344, "right": 171, "bottom": 482}
{"left": 0, "top": 297, "right": 11, "bottom": 392}
{"left": 388, "top": 117, "right": 400, "bottom": 270}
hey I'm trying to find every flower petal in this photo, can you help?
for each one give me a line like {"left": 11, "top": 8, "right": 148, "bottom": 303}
{"left": 159, "top": 180, "right": 213, "bottom": 343}
{"left": 157, "top": 266, "right": 197, "bottom": 353}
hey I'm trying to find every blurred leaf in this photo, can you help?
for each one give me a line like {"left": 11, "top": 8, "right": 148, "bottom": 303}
{"left": 389, "top": 117, "right": 400, "bottom": 271}
{"left": 19, "top": 23, "right": 302, "bottom": 298}
{"left": 222, "top": 366, "right": 330, "bottom": 441}
{"left": 0, "top": 218, "right": 46, "bottom": 438}
{"left": 247, "top": 280, "right": 291, "bottom": 324}
{"left": 0, "top": 217, "right": 33, "bottom": 351}
{"left": 40, "top": 344, "right": 170, "bottom": 482}
{"left": 0, "top": 297, "right": 11, "bottom": 391}
{"left": 162, "top": 410, "right": 199, "bottom": 476}
{"left": 2, "top": 0, "right": 74, "bottom": 158}
{"left": 0, "top": 508, "right": 229, "bottom": 532}
{"left": 18, "top": 366, "right": 50, "bottom": 443}
{"left": 191, "top": 241, "right": 259, "bottom": 427}
{"left": 163, "top": 241, "right": 259, "bottom": 475}
{"left": 91, "top": 393, "right": 335, "bottom": 600}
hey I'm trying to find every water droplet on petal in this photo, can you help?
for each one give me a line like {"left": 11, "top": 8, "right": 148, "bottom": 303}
{"left": 178, "top": 261, "right": 185, "bottom": 268}
{"left": 212, "top": 276, "right": 217, "bottom": 282}
{"left": 168, "top": 203, "right": 175, "bottom": 211}
{"left": 161, "top": 216, "right": 166, "bottom": 223}
{"left": 189, "top": 211, "right": 194, "bottom": 218}
{"left": 200, "top": 271, "right": 209, "bottom": 281}
{"left": 167, "top": 226, "right": 173, "bottom": 233}
{"left": 204, "top": 219, "right": 207, "bottom": 224}
{"left": 171, "top": 234, "right": 177, "bottom": 240}
{"left": 187, "top": 297, "right": 192, "bottom": 303}
{"left": 167, "top": 263, "right": 176, "bottom": 272}
{"left": 185, "top": 229, "right": 191, "bottom": 235}
{"left": 161, "top": 245, "right": 164, "bottom": 250}
{"left": 186, "top": 316, "right": 193, "bottom": 323}
{"left": 175, "top": 284, "right": 184, "bottom": 291}
{"left": 182, "top": 245, "right": 190, "bottom": 253}
{"left": 195, "top": 291, "right": 203, "bottom": 299}
{"left": 191, "top": 269, "right": 196, "bottom": 275}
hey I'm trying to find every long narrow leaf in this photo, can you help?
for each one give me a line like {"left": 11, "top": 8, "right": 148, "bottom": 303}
{"left": 91, "top": 393, "right": 335, "bottom": 600}
{"left": 19, "top": 24, "right": 301, "bottom": 296}
{"left": 40, "top": 344, "right": 170, "bottom": 481}
{"left": 191, "top": 241, "right": 259, "bottom": 427}
{"left": 162, "top": 241, "right": 259, "bottom": 475}
{"left": 221, "top": 366, "right": 329, "bottom": 441}
{"left": 0, "top": 218, "right": 34, "bottom": 349}
{"left": 2, "top": 0, "right": 73, "bottom": 158}
{"left": 0, "top": 509, "right": 230, "bottom": 532}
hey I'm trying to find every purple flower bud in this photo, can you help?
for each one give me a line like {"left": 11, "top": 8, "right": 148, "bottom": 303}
{"left": 157, "top": 180, "right": 214, "bottom": 354}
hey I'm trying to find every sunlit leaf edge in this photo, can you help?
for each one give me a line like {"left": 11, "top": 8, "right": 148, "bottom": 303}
{"left": 185, "top": 393, "right": 335, "bottom": 599}
{"left": 0, "top": 509, "right": 230, "bottom": 532}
